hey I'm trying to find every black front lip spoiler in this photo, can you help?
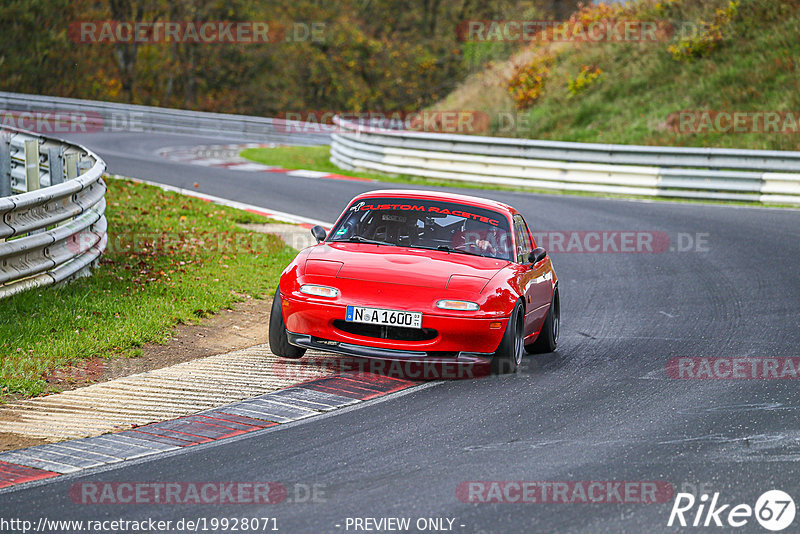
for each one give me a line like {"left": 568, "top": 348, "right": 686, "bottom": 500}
{"left": 287, "top": 332, "right": 491, "bottom": 365}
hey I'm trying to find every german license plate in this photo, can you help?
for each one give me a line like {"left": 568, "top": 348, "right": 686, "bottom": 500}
{"left": 345, "top": 306, "right": 422, "bottom": 328}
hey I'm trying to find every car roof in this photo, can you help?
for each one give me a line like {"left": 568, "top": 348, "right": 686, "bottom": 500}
{"left": 351, "top": 189, "right": 517, "bottom": 215}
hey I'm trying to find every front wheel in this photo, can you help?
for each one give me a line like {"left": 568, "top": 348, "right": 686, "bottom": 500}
{"left": 528, "top": 288, "right": 559, "bottom": 354}
{"left": 268, "top": 288, "right": 306, "bottom": 359}
{"left": 491, "top": 300, "right": 525, "bottom": 374}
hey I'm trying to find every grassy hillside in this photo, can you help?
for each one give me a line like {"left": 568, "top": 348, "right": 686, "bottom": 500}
{"left": 433, "top": 0, "right": 800, "bottom": 151}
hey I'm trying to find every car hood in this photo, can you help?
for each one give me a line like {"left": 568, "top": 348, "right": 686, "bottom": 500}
{"left": 305, "top": 243, "right": 509, "bottom": 289}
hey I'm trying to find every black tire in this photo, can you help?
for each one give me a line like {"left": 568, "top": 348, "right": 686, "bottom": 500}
{"left": 268, "top": 288, "right": 306, "bottom": 359}
{"left": 491, "top": 300, "right": 525, "bottom": 374}
{"left": 528, "top": 288, "right": 559, "bottom": 354}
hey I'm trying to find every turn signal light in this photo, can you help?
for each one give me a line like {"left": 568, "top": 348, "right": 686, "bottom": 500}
{"left": 300, "top": 284, "right": 339, "bottom": 298}
{"left": 436, "top": 300, "right": 479, "bottom": 311}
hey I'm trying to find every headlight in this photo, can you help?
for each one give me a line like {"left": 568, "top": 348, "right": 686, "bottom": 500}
{"left": 300, "top": 284, "right": 339, "bottom": 298}
{"left": 436, "top": 299, "right": 479, "bottom": 311}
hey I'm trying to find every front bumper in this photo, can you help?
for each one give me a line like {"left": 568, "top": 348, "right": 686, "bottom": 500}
{"left": 287, "top": 332, "right": 492, "bottom": 379}
{"left": 282, "top": 294, "right": 509, "bottom": 354}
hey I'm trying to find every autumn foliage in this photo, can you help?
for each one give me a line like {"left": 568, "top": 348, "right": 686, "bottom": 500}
{"left": 0, "top": 0, "right": 547, "bottom": 116}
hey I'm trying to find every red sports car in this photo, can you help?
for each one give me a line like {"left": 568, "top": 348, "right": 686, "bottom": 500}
{"left": 269, "top": 190, "right": 559, "bottom": 375}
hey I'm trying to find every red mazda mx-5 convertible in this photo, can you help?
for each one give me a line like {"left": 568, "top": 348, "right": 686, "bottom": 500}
{"left": 269, "top": 190, "right": 559, "bottom": 374}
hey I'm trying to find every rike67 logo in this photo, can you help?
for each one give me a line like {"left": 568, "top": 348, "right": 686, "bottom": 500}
{"left": 668, "top": 490, "right": 796, "bottom": 531}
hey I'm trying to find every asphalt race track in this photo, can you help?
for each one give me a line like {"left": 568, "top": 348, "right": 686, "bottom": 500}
{"left": 2, "top": 131, "right": 799, "bottom": 533}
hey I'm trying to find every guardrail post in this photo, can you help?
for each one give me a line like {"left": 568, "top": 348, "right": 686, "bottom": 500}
{"left": 48, "top": 147, "right": 64, "bottom": 186}
{"left": 77, "top": 159, "right": 92, "bottom": 176}
{"left": 24, "top": 139, "right": 40, "bottom": 192}
{"left": 65, "top": 153, "right": 78, "bottom": 180}
{"left": 0, "top": 138, "right": 10, "bottom": 197}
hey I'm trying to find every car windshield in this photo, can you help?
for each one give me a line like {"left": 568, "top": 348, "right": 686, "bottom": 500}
{"left": 327, "top": 197, "right": 513, "bottom": 261}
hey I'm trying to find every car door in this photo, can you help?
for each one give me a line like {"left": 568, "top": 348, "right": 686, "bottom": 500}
{"left": 512, "top": 215, "right": 538, "bottom": 340}
{"left": 515, "top": 215, "right": 550, "bottom": 339}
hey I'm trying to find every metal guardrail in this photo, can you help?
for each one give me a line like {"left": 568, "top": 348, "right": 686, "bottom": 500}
{"left": 0, "top": 127, "right": 107, "bottom": 299}
{"left": 331, "top": 117, "right": 800, "bottom": 204}
{"left": 0, "top": 91, "right": 332, "bottom": 146}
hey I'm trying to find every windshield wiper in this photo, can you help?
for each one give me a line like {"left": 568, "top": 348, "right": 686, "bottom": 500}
{"left": 406, "top": 244, "right": 488, "bottom": 258}
{"left": 341, "top": 235, "right": 395, "bottom": 246}
{"left": 438, "top": 245, "right": 489, "bottom": 257}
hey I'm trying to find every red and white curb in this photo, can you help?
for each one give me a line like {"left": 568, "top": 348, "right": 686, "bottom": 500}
{"left": 158, "top": 143, "right": 372, "bottom": 182}
{"left": 0, "top": 373, "right": 418, "bottom": 489}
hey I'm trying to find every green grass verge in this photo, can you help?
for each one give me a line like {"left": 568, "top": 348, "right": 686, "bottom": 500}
{"left": 241, "top": 145, "right": 390, "bottom": 181}
{"left": 240, "top": 145, "right": 798, "bottom": 209}
{"left": 0, "top": 178, "right": 297, "bottom": 398}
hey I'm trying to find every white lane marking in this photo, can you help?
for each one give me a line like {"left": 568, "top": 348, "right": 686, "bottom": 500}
{"left": 224, "top": 162, "right": 277, "bottom": 171}
{"left": 286, "top": 169, "right": 331, "bottom": 178}
{"left": 190, "top": 158, "right": 229, "bottom": 166}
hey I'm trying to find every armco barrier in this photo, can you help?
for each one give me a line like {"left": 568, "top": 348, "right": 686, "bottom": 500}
{"left": 330, "top": 117, "right": 800, "bottom": 204}
{"left": 0, "top": 91, "right": 332, "bottom": 146}
{"left": 0, "top": 127, "right": 107, "bottom": 299}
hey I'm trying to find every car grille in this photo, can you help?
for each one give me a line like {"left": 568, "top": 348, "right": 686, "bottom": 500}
{"left": 333, "top": 320, "right": 437, "bottom": 341}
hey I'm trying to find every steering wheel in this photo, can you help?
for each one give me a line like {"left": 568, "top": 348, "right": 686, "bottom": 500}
{"left": 461, "top": 240, "right": 496, "bottom": 255}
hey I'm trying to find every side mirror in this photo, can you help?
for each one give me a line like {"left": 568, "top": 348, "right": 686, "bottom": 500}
{"left": 311, "top": 225, "right": 327, "bottom": 243}
{"left": 529, "top": 247, "right": 547, "bottom": 264}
